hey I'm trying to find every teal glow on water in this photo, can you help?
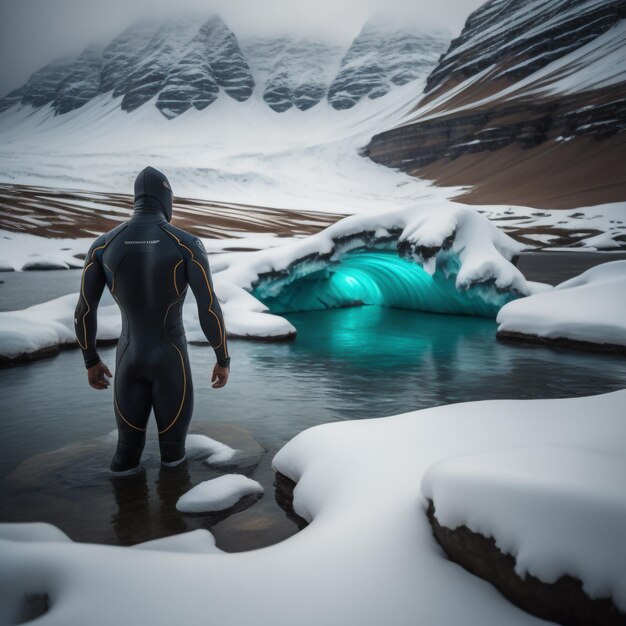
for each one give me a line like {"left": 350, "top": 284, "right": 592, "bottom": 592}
{"left": 2, "top": 304, "right": 626, "bottom": 549}
{"left": 2, "top": 305, "right": 626, "bottom": 478}
{"left": 253, "top": 249, "right": 515, "bottom": 316}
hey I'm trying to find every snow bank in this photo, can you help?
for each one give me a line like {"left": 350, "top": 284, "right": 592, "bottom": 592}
{"left": 422, "top": 446, "right": 626, "bottom": 605}
{"left": 0, "top": 293, "right": 121, "bottom": 360}
{"left": 497, "top": 260, "right": 626, "bottom": 348}
{"left": 0, "top": 202, "right": 529, "bottom": 362}
{"left": 185, "top": 434, "right": 237, "bottom": 465}
{"left": 134, "top": 530, "right": 222, "bottom": 554}
{"left": 1, "top": 390, "right": 624, "bottom": 625}
{"left": 0, "top": 523, "right": 71, "bottom": 544}
{"left": 176, "top": 474, "right": 263, "bottom": 513}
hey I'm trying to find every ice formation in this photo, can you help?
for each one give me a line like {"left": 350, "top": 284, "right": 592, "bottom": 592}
{"left": 0, "top": 202, "right": 531, "bottom": 362}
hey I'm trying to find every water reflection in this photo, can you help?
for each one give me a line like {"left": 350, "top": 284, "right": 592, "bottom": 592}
{"left": 1, "top": 305, "right": 625, "bottom": 550}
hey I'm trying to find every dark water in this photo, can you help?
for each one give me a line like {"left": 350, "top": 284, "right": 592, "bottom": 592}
{"left": 1, "top": 254, "right": 626, "bottom": 551}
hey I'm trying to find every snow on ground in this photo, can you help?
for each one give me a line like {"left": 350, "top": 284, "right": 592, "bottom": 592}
{"left": 497, "top": 260, "right": 626, "bottom": 347}
{"left": 422, "top": 446, "right": 626, "bottom": 606}
{"left": 0, "top": 202, "right": 531, "bottom": 361}
{"left": 478, "top": 201, "right": 626, "bottom": 251}
{"left": 134, "top": 530, "right": 223, "bottom": 555}
{"left": 1, "top": 390, "right": 624, "bottom": 625}
{"left": 185, "top": 434, "right": 237, "bottom": 465}
{"left": 176, "top": 474, "right": 263, "bottom": 513}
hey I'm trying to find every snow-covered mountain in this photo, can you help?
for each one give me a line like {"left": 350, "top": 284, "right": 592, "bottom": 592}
{"left": 0, "top": 15, "right": 448, "bottom": 119}
{"left": 366, "top": 0, "right": 626, "bottom": 210}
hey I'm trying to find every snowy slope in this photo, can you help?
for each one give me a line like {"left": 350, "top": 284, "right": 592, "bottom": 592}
{"left": 240, "top": 37, "right": 344, "bottom": 112}
{"left": 0, "top": 15, "right": 446, "bottom": 120}
{"left": 367, "top": 0, "right": 626, "bottom": 210}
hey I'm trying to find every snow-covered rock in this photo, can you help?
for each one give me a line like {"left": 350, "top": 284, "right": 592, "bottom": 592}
{"left": 176, "top": 474, "right": 263, "bottom": 513}
{"left": 185, "top": 434, "right": 237, "bottom": 465}
{"left": 422, "top": 446, "right": 626, "bottom": 618}
{"left": 1, "top": 390, "right": 624, "bottom": 625}
{"left": 497, "top": 260, "right": 626, "bottom": 351}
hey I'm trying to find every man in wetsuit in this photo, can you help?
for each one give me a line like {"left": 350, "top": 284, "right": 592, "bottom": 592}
{"left": 74, "top": 166, "right": 230, "bottom": 472}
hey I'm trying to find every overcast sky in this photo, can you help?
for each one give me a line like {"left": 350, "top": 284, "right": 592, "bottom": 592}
{"left": 0, "top": 0, "right": 484, "bottom": 98}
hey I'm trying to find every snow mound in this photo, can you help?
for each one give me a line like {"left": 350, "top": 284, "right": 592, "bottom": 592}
{"left": 497, "top": 260, "right": 626, "bottom": 347}
{"left": 134, "top": 529, "right": 222, "bottom": 554}
{"left": 0, "top": 523, "right": 71, "bottom": 544}
{"left": 422, "top": 446, "right": 626, "bottom": 606}
{"left": 185, "top": 434, "right": 237, "bottom": 465}
{"left": 176, "top": 474, "right": 263, "bottom": 513}
{"left": 0, "top": 293, "right": 120, "bottom": 360}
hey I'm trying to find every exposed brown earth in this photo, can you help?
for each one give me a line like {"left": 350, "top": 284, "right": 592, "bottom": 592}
{"left": 0, "top": 183, "right": 343, "bottom": 242}
{"left": 365, "top": 0, "right": 626, "bottom": 210}
{"left": 367, "top": 86, "right": 626, "bottom": 210}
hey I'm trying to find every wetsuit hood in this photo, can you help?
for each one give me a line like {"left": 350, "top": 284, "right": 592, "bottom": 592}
{"left": 133, "top": 166, "right": 173, "bottom": 222}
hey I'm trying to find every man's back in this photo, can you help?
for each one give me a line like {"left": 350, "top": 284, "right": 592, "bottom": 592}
{"left": 75, "top": 166, "right": 230, "bottom": 472}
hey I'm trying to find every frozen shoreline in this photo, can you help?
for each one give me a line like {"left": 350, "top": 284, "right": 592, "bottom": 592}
{"left": 1, "top": 390, "right": 624, "bottom": 625}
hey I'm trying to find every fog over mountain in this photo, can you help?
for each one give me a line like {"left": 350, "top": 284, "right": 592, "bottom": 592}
{"left": 0, "top": 0, "right": 484, "bottom": 98}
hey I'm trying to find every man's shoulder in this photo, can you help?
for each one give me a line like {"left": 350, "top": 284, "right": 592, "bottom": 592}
{"left": 158, "top": 223, "right": 206, "bottom": 256}
{"left": 86, "top": 223, "right": 128, "bottom": 260}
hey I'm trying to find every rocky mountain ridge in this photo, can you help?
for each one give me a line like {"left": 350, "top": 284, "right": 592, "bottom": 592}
{"left": 366, "top": 0, "right": 626, "bottom": 209}
{"left": 0, "top": 15, "right": 448, "bottom": 119}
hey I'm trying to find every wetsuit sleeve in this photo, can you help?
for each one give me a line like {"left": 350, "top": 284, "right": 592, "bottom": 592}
{"left": 185, "top": 238, "right": 230, "bottom": 368}
{"left": 74, "top": 238, "right": 107, "bottom": 369}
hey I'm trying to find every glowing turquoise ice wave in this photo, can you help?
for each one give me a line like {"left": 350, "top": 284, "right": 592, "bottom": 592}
{"left": 252, "top": 250, "right": 519, "bottom": 318}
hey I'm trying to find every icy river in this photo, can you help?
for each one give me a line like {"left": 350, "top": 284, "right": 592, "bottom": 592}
{"left": 1, "top": 259, "right": 626, "bottom": 551}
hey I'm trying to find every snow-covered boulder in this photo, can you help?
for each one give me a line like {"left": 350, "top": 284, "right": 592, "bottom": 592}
{"left": 497, "top": 260, "right": 626, "bottom": 353}
{"left": 185, "top": 434, "right": 237, "bottom": 466}
{"left": 176, "top": 474, "right": 263, "bottom": 514}
{"left": 422, "top": 447, "right": 626, "bottom": 625}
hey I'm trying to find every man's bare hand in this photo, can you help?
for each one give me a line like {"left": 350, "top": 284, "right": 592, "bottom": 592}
{"left": 88, "top": 361, "right": 112, "bottom": 390}
{"left": 211, "top": 364, "right": 229, "bottom": 389}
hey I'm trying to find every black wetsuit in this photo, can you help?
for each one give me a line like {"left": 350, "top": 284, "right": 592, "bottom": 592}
{"left": 74, "top": 166, "right": 230, "bottom": 472}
